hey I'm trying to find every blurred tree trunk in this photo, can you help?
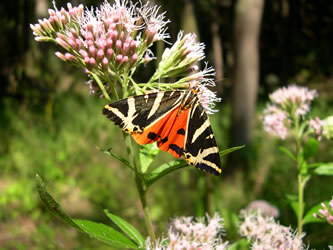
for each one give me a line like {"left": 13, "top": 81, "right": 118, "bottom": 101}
{"left": 229, "top": 0, "right": 264, "bottom": 170}
{"left": 182, "top": 0, "right": 200, "bottom": 38}
{"left": 210, "top": 0, "right": 224, "bottom": 93}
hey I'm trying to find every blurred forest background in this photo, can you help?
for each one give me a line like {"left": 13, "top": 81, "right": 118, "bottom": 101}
{"left": 1, "top": 0, "right": 333, "bottom": 249}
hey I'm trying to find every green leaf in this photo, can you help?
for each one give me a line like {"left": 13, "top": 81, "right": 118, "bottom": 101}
{"left": 36, "top": 174, "right": 82, "bottom": 231}
{"left": 303, "top": 201, "right": 330, "bottom": 225}
{"left": 285, "top": 194, "right": 301, "bottom": 218}
{"left": 313, "top": 163, "right": 333, "bottom": 176}
{"left": 74, "top": 220, "right": 137, "bottom": 248}
{"left": 290, "top": 201, "right": 300, "bottom": 218}
{"left": 140, "top": 143, "right": 160, "bottom": 173}
{"left": 219, "top": 145, "right": 245, "bottom": 157}
{"left": 104, "top": 210, "right": 145, "bottom": 247}
{"left": 146, "top": 160, "right": 188, "bottom": 187}
{"left": 36, "top": 174, "right": 138, "bottom": 248}
{"left": 303, "top": 138, "right": 319, "bottom": 159}
{"left": 227, "top": 239, "right": 250, "bottom": 250}
{"left": 97, "top": 146, "right": 134, "bottom": 171}
{"left": 279, "top": 147, "right": 296, "bottom": 161}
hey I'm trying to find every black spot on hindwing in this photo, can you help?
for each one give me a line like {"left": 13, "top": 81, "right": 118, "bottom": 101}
{"left": 169, "top": 144, "right": 183, "bottom": 157}
{"left": 148, "top": 132, "right": 157, "bottom": 140}
{"left": 161, "top": 137, "right": 168, "bottom": 143}
{"left": 177, "top": 128, "right": 185, "bottom": 135}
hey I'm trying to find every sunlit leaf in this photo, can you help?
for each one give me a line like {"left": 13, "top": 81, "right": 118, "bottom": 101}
{"left": 303, "top": 201, "right": 330, "bottom": 225}
{"left": 104, "top": 210, "right": 145, "bottom": 247}
{"left": 74, "top": 220, "right": 138, "bottom": 248}
{"left": 140, "top": 143, "right": 160, "bottom": 173}
{"left": 313, "top": 163, "right": 333, "bottom": 176}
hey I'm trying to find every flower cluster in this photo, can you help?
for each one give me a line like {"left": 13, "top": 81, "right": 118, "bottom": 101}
{"left": 146, "top": 214, "right": 228, "bottom": 250}
{"left": 31, "top": 1, "right": 221, "bottom": 112}
{"left": 31, "top": 3, "right": 84, "bottom": 41}
{"left": 263, "top": 85, "right": 318, "bottom": 139}
{"left": 269, "top": 85, "right": 318, "bottom": 117}
{"left": 239, "top": 211, "right": 305, "bottom": 250}
{"left": 151, "top": 32, "right": 207, "bottom": 82}
{"left": 313, "top": 198, "right": 333, "bottom": 225}
{"left": 309, "top": 116, "right": 333, "bottom": 140}
{"left": 31, "top": 0, "right": 169, "bottom": 74}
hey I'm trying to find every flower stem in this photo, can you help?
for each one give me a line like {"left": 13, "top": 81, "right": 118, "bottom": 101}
{"left": 294, "top": 115, "right": 304, "bottom": 236}
{"left": 135, "top": 175, "right": 157, "bottom": 246}
{"left": 297, "top": 173, "right": 304, "bottom": 236}
{"left": 90, "top": 72, "right": 112, "bottom": 102}
{"left": 123, "top": 134, "right": 156, "bottom": 246}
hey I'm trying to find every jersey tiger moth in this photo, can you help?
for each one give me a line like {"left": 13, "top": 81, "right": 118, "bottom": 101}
{"left": 102, "top": 88, "right": 222, "bottom": 176}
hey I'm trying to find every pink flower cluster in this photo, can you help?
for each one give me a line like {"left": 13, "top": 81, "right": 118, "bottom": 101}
{"left": 146, "top": 214, "right": 228, "bottom": 250}
{"left": 31, "top": 3, "right": 84, "bottom": 40}
{"left": 313, "top": 199, "right": 333, "bottom": 225}
{"left": 31, "top": 0, "right": 169, "bottom": 74}
{"left": 263, "top": 85, "right": 318, "bottom": 139}
{"left": 240, "top": 211, "right": 305, "bottom": 249}
{"left": 269, "top": 85, "right": 318, "bottom": 116}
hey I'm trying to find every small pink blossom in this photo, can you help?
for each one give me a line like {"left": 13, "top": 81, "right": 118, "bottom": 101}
{"left": 263, "top": 105, "right": 288, "bottom": 139}
{"left": 313, "top": 199, "right": 333, "bottom": 225}
{"left": 309, "top": 117, "right": 324, "bottom": 140}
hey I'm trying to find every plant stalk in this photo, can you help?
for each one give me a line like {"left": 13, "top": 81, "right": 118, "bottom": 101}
{"left": 124, "top": 134, "right": 157, "bottom": 246}
{"left": 135, "top": 175, "right": 157, "bottom": 246}
{"left": 294, "top": 114, "right": 304, "bottom": 236}
{"left": 297, "top": 173, "right": 304, "bottom": 236}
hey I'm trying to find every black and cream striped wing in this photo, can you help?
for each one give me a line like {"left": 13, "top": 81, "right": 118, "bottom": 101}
{"left": 102, "top": 91, "right": 185, "bottom": 134}
{"left": 184, "top": 100, "right": 222, "bottom": 176}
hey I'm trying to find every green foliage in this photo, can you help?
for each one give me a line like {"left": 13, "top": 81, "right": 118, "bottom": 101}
{"left": 36, "top": 174, "right": 142, "bottom": 249}
{"left": 304, "top": 138, "right": 319, "bottom": 159}
{"left": 303, "top": 201, "right": 331, "bottom": 225}
{"left": 104, "top": 210, "right": 145, "bottom": 247}
{"left": 140, "top": 144, "right": 160, "bottom": 173}
{"left": 313, "top": 163, "right": 333, "bottom": 176}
